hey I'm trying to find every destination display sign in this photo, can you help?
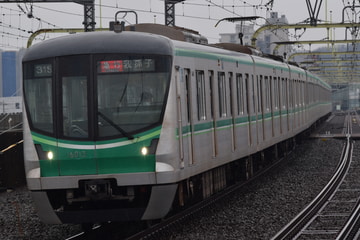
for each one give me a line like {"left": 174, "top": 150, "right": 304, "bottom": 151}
{"left": 98, "top": 59, "right": 155, "bottom": 73}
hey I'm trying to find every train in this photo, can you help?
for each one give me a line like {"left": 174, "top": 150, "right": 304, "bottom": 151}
{"left": 22, "top": 23, "right": 331, "bottom": 225}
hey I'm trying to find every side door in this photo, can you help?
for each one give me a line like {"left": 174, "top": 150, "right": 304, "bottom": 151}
{"left": 176, "top": 67, "right": 194, "bottom": 166}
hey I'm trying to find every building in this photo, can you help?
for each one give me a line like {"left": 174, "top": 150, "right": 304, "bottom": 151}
{"left": 219, "top": 12, "right": 292, "bottom": 57}
{"left": 256, "top": 12, "right": 292, "bottom": 56}
{"left": 0, "top": 49, "right": 25, "bottom": 98}
{"left": 219, "top": 23, "right": 255, "bottom": 45}
{"left": 332, "top": 83, "right": 360, "bottom": 111}
{"left": 0, "top": 49, "right": 25, "bottom": 115}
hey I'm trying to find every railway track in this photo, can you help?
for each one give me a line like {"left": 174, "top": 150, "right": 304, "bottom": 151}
{"left": 125, "top": 151, "right": 300, "bottom": 240}
{"left": 64, "top": 113, "right": 359, "bottom": 240}
{"left": 272, "top": 112, "right": 360, "bottom": 240}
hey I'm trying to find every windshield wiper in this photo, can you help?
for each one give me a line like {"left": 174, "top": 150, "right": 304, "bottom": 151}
{"left": 98, "top": 111, "right": 134, "bottom": 140}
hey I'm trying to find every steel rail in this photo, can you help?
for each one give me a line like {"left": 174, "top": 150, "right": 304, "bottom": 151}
{"left": 337, "top": 198, "right": 360, "bottom": 240}
{"left": 336, "top": 112, "right": 360, "bottom": 240}
{"left": 271, "top": 135, "right": 352, "bottom": 240}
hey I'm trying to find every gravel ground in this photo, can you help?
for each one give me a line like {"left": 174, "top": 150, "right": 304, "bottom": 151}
{"left": 0, "top": 138, "right": 343, "bottom": 240}
{"left": 0, "top": 187, "right": 81, "bottom": 239}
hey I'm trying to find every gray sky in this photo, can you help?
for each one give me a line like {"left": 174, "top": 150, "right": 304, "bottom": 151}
{"left": 0, "top": 1, "right": 352, "bottom": 50}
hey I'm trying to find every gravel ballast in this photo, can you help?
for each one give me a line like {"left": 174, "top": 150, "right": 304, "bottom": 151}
{"left": 167, "top": 138, "right": 343, "bottom": 239}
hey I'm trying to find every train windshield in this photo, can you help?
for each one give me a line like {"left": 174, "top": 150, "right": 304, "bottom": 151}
{"left": 23, "top": 61, "right": 54, "bottom": 135}
{"left": 23, "top": 54, "right": 171, "bottom": 140}
{"left": 96, "top": 56, "right": 170, "bottom": 138}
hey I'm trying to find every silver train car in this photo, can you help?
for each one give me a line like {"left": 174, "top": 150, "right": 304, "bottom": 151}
{"left": 22, "top": 24, "right": 331, "bottom": 224}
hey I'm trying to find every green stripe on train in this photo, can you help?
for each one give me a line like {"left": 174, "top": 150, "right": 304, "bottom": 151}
{"left": 32, "top": 127, "right": 161, "bottom": 177}
{"left": 176, "top": 101, "right": 331, "bottom": 137}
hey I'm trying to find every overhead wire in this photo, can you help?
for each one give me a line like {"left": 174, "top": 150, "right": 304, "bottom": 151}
{"left": 0, "top": 4, "right": 60, "bottom": 49}
{"left": 0, "top": 1, "right": 284, "bottom": 37}
{"left": 0, "top": 1, "right": 282, "bottom": 50}
{"left": 0, "top": 0, "right": 355, "bottom": 51}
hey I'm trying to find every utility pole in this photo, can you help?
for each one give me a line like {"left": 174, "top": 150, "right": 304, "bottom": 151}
{"left": 165, "top": 0, "right": 185, "bottom": 26}
{"left": 78, "top": 0, "right": 95, "bottom": 31}
{"left": 306, "top": 0, "right": 323, "bottom": 26}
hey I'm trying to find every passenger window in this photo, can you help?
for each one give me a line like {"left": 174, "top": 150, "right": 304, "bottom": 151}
{"left": 228, "top": 72, "right": 233, "bottom": 117}
{"left": 185, "top": 69, "right": 191, "bottom": 124}
{"left": 289, "top": 80, "right": 293, "bottom": 108}
{"left": 209, "top": 71, "right": 214, "bottom": 119}
{"left": 236, "top": 74, "right": 245, "bottom": 115}
{"left": 281, "top": 78, "right": 286, "bottom": 109}
{"left": 251, "top": 75, "right": 256, "bottom": 114}
{"left": 264, "top": 76, "right": 270, "bottom": 111}
{"left": 196, "top": 70, "right": 206, "bottom": 121}
{"left": 274, "top": 77, "right": 279, "bottom": 110}
{"left": 218, "top": 72, "right": 227, "bottom": 118}
{"left": 257, "top": 75, "right": 263, "bottom": 113}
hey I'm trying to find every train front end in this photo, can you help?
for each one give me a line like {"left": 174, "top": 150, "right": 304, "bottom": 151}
{"left": 22, "top": 31, "right": 178, "bottom": 224}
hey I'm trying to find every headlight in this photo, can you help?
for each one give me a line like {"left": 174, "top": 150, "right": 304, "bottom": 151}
{"left": 140, "top": 138, "right": 159, "bottom": 156}
{"left": 141, "top": 147, "right": 148, "bottom": 156}
{"left": 47, "top": 151, "right": 54, "bottom": 160}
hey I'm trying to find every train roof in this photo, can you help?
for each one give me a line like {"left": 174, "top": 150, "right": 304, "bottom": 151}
{"left": 124, "top": 23, "right": 208, "bottom": 44}
{"left": 23, "top": 24, "right": 276, "bottom": 64}
{"left": 22, "top": 24, "right": 330, "bottom": 90}
{"left": 23, "top": 31, "right": 174, "bottom": 61}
